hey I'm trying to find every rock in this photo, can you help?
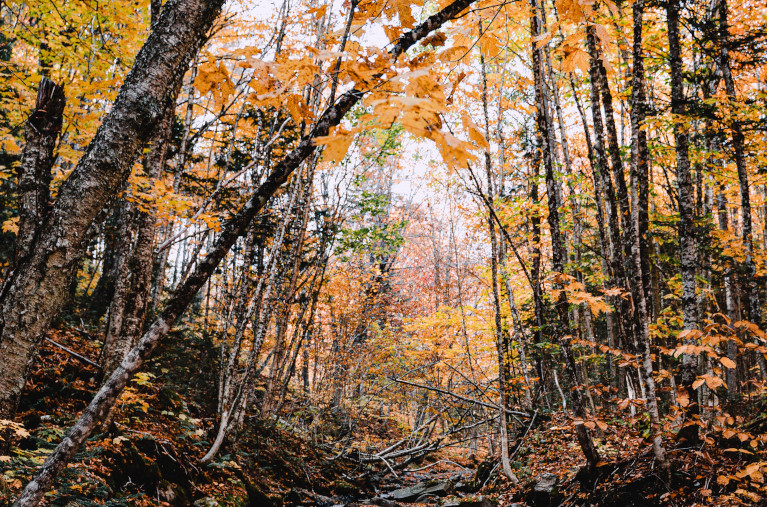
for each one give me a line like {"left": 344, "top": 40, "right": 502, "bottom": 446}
{"left": 457, "top": 458, "right": 496, "bottom": 493}
{"left": 442, "top": 497, "right": 497, "bottom": 507}
{"left": 525, "top": 473, "right": 563, "bottom": 507}
{"left": 389, "top": 480, "right": 454, "bottom": 502}
{"left": 193, "top": 498, "right": 219, "bottom": 506}
{"left": 332, "top": 478, "right": 361, "bottom": 497}
{"left": 157, "top": 479, "right": 189, "bottom": 504}
{"left": 284, "top": 488, "right": 305, "bottom": 505}
{"left": 282, "top": 487, "right": 344, "bottom": 506}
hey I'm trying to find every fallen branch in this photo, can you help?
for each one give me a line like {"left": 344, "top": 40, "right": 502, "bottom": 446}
{"left": 404, "top": 459, "right": 471, "bottom": 473}
{"left": 44, "top": 339, "right": 100, "bottom": 370}
{"left": 510, "top": 410, "right": 538, "bottom": 461}
{"left": 391, "top": 378, "right": 530, "bottom": 419}
{"left": 14, "top": 2, "right": 480, "bottom": 503}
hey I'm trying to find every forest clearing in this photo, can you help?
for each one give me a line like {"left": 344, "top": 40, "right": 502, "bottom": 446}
{"left": 1, "top": 0, "right": 767, "bottom": 504}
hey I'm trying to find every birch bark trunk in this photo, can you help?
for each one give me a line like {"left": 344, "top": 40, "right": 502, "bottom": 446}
{"left": 668, "top": 0, "right": 701, "bottom": 440}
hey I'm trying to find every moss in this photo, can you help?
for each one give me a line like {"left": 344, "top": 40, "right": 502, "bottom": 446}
{"left": 331, "top": 479, "right": 360, "bottom": 496}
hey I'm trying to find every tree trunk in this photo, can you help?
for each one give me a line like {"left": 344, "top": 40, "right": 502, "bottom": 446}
{"left": 0, "top": 0, "right": 225, "bottom": 422}
{"left": 630, "top": 0, "right": 668, "bottom": 475}
{"left": 480, "top": 53, "right": 518, "bottom": 485}
{"left": 15, "top": 77, "right": 65, "bottom": 265}
{"left": 668, "top": 0, "right": 700, "bottom": 437}
{"left": 101, "top": 106, "right": 172, "bottom": 381}
{"left": 718, "top": 0, "right": 767, "bottom": 380}
{"left": 585, "top": 25, "right": 631, "bottom": 364}
{"left": 533, "top": 0, "right": 599, "bottom": 468}
{"left": 14, "top": 3, "right": 484, "bottom": 502}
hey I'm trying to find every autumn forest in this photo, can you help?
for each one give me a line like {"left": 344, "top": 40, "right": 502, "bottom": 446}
{"left": 1, "top": 0, "right": 767, "bottom": 504}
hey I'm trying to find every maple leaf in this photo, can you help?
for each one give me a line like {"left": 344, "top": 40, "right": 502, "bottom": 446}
{"left": 314, "top": 126, "right": 359, "bottom": 162}
{"left": 562, "top": 47, "right": 590, "bottom": 73}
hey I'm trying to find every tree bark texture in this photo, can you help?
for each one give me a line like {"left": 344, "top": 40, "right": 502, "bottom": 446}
{"left": 667, "top": 0, "right": 700, "bottom": 425}
{"left": 533, "top": 0, "right": 600, "bottom": 468}
{"left": 0, "top": 0, "right": 224, "bottom": 422}
{"left": 719, "top": 1, "right": 765, "bottom": 381}
{"left": 15, "top": 77, "right": 65, "bottom": 264}
{"left": 629, "top": 0, "right": 668, "bottom": 474}
{"left": 101, "top": 106, "right": 173, "bottom": 380}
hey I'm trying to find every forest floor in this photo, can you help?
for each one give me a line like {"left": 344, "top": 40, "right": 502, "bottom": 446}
{"left": 2, "top": 323, "right": 767, "bottom": 506}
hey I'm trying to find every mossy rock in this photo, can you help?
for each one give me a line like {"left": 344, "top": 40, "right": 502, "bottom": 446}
{"left": 331, "top": 479, "right": 360, "bottom": 496}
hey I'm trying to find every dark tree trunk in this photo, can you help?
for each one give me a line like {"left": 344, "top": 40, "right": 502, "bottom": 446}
{"left": 533, "top": 0, "right": 600, "bottom": 468}
{"left": 101, "top": 106, "right": 173, "bottom": 380}
{"left": 15, "top": 77, "right": 65, "bottom": 264}
{"left": 87, "top": 208, "right": 123, "bottom": 320}
{"left": 585, "top": 25, "right": 631, "bottom": 360}
{"left": 718, "top": 0, "right": 767, "bottom": 381}
{"left": 629, "top": 0, "right": 668, "bottom": 474}
{"left": 668, "top": 0, "right": 700, "bottom": 436}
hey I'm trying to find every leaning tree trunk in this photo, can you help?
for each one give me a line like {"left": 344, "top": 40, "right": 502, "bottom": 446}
{"left": 0, "top": 0, "right": 225, "bottom": 423}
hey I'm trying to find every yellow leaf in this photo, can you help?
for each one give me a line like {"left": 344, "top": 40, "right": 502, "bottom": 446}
{"left": 720, "top": 357, "right": 737, "bottom": 369}
{"left": 562, "top": 48, "right": 589, "bottom": 73}
{"left": 439, "top": 45, "right": 469, "bottom": 63}
{"left": 2, "top": 216, "right": 19, "bottom": 235}
{"left": 533, "top": 32, "right": 552, "bottom": 49}
{"left": 461, "top": 113, "right": 489, "bottom": 149}
{"left": 555, "top": 0, "right": 584, "bottom": 23}
{"left": 705, "top": 375, "right": 724, "bottom": 390}
{"left": 314, "top": 127, "right": 356, "bottom": 162}
{"left": 283, "top": 94, "right": 313, "bottom": 124}
{"left": 594, "top": 24, "right": 612, "bottom": 46}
